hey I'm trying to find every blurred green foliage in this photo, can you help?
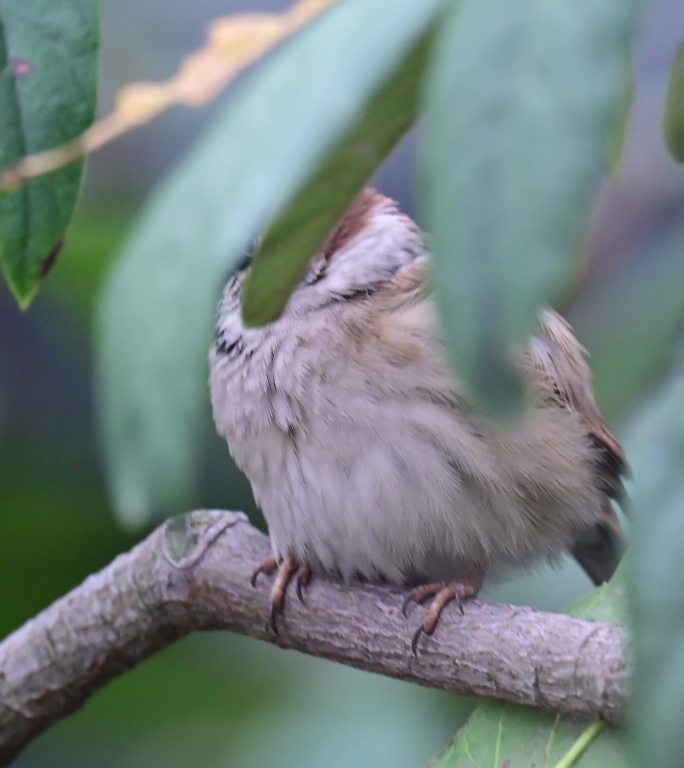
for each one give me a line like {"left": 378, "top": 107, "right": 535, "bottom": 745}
{"left": 0, "top": 204, "right": 134, "bottom": 636}
{"left": 4, "top": 0, "right": 684, "bottom": 766}
{"left": 623, "top": 363, "right": 684, "bottom": 768}
{"left": 423, "top": 0, "right": 638, "bottom": 417}
{"left": 664, "top": 43, "right": 684, "bottom": 162}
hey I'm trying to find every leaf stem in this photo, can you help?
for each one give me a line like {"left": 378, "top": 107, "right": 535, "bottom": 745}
{"left": 552, "top": 720, "right": 605, "bottom": 768}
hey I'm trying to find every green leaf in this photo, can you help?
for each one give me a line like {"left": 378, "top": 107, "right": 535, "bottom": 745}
{"left": 623, "top": 362, "right": 684, "bottom": 768}
{"left": 607, "top": 65, "right": 634, "bottom": 174}
{"left": 96, "top": 0, "right": 448, "bottom": 525}
{"left": 241, "top": 33, "right": 432, "bottom": 326}
{"left": 0, "top": 0, "right": 99, "bottom": 307}
{"left": 570, "top": 217, "right": 684, "bottom": 423}
{"left": 422, "top": 0, "right": 639, "bottom": 416}
{"left": 664, "top": 42, "right": 684, "bottom": 163}
{"left": 431, "top": 567, "right": 629, "bottom": 768}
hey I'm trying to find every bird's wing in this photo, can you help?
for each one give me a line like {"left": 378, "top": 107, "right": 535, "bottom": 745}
{"left": 529, "top": 309, "right": 629, "bottom": 585}
{"left": 529, "top": 308, "right": 631, "bottom": 500}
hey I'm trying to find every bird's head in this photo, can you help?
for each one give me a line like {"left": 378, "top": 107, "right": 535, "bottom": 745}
{"left": 216, "top": 188, "right": 426, "bottom": 334}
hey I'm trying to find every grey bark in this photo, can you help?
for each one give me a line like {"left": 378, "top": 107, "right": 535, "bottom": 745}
{"left": 0, "top": 510, "right": 628, "bottom": 764}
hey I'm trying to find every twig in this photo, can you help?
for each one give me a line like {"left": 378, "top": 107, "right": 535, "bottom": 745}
{"left": 0, "top": 509, "right": 629, "bottom": 764}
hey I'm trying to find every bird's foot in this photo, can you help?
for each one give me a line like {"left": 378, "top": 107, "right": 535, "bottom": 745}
{"left": 251, "top": 555, "right": 312, "bottom": 633}
{"left": 402, "top": 570, "right": 484, "bottom": 656}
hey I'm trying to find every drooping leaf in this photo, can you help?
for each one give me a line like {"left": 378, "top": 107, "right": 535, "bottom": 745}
{"left": 241, "top": 34, "right": 432, "bottom": 326}
{"left": 0, "top": 0, "right": 99, "bottom": 306}
{"left": 430, "top": 567, "right": 629, "bottom": 768}
{"left": 623, "top": 361, "right": 684, "bottom": 768}
{"left": 664, "top": 42, "right": 684, "bottom": 163}
{"left": 570, "top": 217, "right": 684, "bottom": 423}
{"left": 96, "top": 0, "right": 448, "bottom": 525}
{"left": 423, "top": 0, "right": 640, "bottom": 416}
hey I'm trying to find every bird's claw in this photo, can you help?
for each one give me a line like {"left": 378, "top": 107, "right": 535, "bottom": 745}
{"left": 251, "top": 555, "right": 313, "bottom": 633}
{"left": 251, "top": 555, "right": 278, "bottom": 588}
{"left": 404, "top": 572, "right": 483, "bottom": 656}
{"left": 296, "top": 562, "right": 312, "bottom": 604}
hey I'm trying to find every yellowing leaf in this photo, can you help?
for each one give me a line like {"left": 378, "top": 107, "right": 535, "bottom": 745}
{"left": 1, "top": 0, "right": 336, "bottom": 189}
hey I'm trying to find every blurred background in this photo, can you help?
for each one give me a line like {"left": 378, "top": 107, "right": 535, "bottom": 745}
{"left": 2, "top": 0, "right": 683, "bottom": 765}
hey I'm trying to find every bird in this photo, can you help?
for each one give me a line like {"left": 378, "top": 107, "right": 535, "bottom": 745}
{"left": 209, "top": 187, "right": 628, "bottom": 653}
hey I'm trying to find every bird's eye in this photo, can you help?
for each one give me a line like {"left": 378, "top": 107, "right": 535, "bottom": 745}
{"left": 304, "top": 253, "right": 329, "bottom": 285}
{"left": 229, "top": 235, "right": 262, "bottom": 278}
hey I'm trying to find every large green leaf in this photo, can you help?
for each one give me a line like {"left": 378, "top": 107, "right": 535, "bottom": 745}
{"left": 431, "top": 568, "right": 629, "bottom": 768}
{"left": 423, "top": 0, "right": 640, "bottom": 416}
{"left": 664, "top": 42, "right": 684, "bottom": 163}
{"left": 570, "top": 218, "right": 684, "bottom": 423}
{"left": 623, "top": 361, "right": 684, "bottom": 768}
{"left": 0, "top": 0, "right": 99, "bottom": 307}
{"left": 96, "top": 0, "right": 448, "bottom": 525}
{"left": 241, "top": 34, "right": 432, "bottom": 326}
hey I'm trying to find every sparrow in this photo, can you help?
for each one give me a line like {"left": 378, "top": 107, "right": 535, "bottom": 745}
{"left": 209, "top": 188, "right": 628, "bottom": 653}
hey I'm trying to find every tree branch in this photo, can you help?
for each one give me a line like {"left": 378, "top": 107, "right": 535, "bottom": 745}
{"left": 0, "top": 509, "right": 628, "bottom": 764}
